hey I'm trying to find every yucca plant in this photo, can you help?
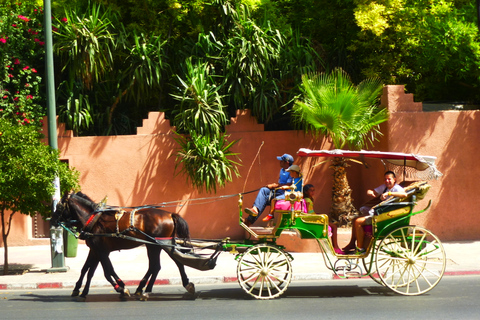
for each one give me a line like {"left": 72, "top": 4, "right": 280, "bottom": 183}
{"left": 57, "top": 78, "right": 93, "bottom": 136}
{"left": 174, "top": 132, "right": 241, "bottom": 193}
{"left": 171, "top": 58, "right": 240, "bottom": 192}
{"left": 293, "top": 68, "right": 388, "bottom": 224}
{"left": 171, "top": 58, "right": 227, "bottom": 136}
{"left": 224, "top": 18, "right": 284, "bottom": 122}
{"left": 53, "top": 2, "right": 117, "bottom": 90}
{"left": 121, "top": 30, "right": 167, "bottom": 105}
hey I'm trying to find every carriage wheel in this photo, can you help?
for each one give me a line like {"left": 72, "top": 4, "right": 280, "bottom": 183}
{"left": 236, "top": 244, "right": 292, "bottom": 300}
{"left": 375, "top": 226, "right": 446, "bottom": 295}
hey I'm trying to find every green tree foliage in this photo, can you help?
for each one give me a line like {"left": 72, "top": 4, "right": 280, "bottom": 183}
{"left": 273, "top": 0, "right": 360, "bottom": 77}
{"left": 53, "top": 3, "right": 168, "bottom": 135}
{"left": 47, "top": 0, "right": 321, "bottom": 192}
{"left": 352, "top": 0, "right": 480, "bottom": 101}
{"left": 50, "top": 0, "right": 321, "bottom": 135}
{"left": 0, "top": 119, "right": 80, "bottom": 274}
{"left": 170, "top": 1, "right": 322, "bottom": 126}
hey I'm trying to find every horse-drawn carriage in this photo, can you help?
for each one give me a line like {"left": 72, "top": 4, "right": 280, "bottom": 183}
{"left": 54, "top": 149, "right": 445, "bottom": 300}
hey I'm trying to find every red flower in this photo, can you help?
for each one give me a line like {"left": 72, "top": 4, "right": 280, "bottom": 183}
{"left": 2, "top": 96, "right": 7, "bottom": 99}
{"left": 14, "top": 97, "right": 19, "bottom": 101}
{"left": 14, "top": 58, "right": 20, "bottom": 64}
{"left": 18, "top": 15, "right": 30, "bottom": 22}
{"left": 0, "top": 38, "right": 6, "bottom": 44}
{"left": 61, "top": 17, "right": 68, "bottom": 23}
{"left": 23, "top": 66, "right": 29, "bottom": 70}
{"left": 26, "top": 95, "right": 33, "bottom": 99}
{"left": 8, "top": 74, "right": 13, "bottom": 78}
{"left": 31, "top": 68, "right": 37, "bottom": 73}
{"left": 39, "top": 41, "right": 45, "bottom": 46}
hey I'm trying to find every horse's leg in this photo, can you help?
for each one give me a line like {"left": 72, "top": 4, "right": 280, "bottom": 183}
{"left": 78, "top": 257, "right": 100, "bottom": 301}
{"left": 72, "top": 250, "right": 96, "bottom": 297}
{"left": 135, "top": 245, "right": 161, "bottom": 301}
{"left": 174, "top": 257, "right": 195, "bottom": 294}
{"left": 171, "top": 213, "right": 194, "bottom": 293}
{"left": 74, "top": 250, "right": 101, "bottom": 300}
{"left": 98, "top": 253, "right": 130, "bottom": 298}
{"left": 109, "top": 268, "right": 126, "bottom": 291}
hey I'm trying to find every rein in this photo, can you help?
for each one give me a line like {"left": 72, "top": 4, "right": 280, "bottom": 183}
{"left": 94, "top": 189, "right": 260, "bottom": 211}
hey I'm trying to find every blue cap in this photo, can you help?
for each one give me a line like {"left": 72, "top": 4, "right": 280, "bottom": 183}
{"left": 277, "top": 153, "right": 294, "bottom": 165}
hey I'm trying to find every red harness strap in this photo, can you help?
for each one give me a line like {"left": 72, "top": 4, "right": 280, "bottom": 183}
{"left": 83, "top": 211, "right": 103, "bottom": 233}
{"left": 85, "top": 214, "right": 96, "bottom": 227}
{"left": 155, "top": 237, "right": 173, "bottom": 240}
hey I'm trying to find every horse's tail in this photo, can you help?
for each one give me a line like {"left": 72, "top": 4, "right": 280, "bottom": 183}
{"left": 172, "top": 213, "right": 192, "bottom": 247}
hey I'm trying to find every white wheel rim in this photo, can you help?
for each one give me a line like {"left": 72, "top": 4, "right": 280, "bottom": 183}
{"left": 236, "top": 244, "right": 292, "bottom": 299}
{"left": 376, "top": 226, "right": 446, "bottom": 295}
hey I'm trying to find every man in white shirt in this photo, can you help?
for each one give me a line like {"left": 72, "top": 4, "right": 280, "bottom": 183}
{"left": 343, "top": 171, "right": 407, "bottom": 254}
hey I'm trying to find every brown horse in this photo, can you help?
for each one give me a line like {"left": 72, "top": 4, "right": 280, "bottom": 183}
{"left": 53, "top": 192, "right": 195, "bottom": 301}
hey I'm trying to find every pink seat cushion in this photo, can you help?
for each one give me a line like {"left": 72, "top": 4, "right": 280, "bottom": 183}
{"left": 274, "top": 199, "right": 307, "bottom": 213}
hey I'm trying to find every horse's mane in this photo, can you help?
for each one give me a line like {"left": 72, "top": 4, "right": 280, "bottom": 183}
{"left": 73, "top": 191, "right": 98, "bottom": 211}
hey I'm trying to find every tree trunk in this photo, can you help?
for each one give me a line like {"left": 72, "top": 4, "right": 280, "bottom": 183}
{"left": 2, "top": 240, "right": 7, "bottom": 275}
{"left": 329, "top": 157, "right": 358, "bottom": 227}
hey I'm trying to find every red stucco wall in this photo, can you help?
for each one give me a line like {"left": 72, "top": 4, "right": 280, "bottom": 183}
{"left": 2, "top": 85, "right": 479, "bottom": 248}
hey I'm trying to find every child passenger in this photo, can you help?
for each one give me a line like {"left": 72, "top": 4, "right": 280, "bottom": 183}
{"left": 262, "top": 164, "right": 303, "bottom": 222}
{"left": 303, "top": 184, "right": 344, "bottom": 255}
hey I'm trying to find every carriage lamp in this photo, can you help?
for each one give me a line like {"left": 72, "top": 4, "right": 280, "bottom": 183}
{"left": 286, "top": 190, "right": 303, "bottom": 203}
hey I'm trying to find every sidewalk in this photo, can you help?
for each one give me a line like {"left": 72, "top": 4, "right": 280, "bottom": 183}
{"left": 1, "top": 240, "right": 479, "bottom": 290}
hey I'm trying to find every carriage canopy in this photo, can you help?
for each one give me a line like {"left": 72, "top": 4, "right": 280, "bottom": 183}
{"left": 297, "top": 148, "right": 443, "bottom": 181}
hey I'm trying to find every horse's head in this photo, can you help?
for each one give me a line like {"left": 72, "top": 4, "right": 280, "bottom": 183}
{"left": 52, "top": 192, "right": 98, "bottom": 228}
{"left": 51, "top": 193, "right": 71, "bottom": 227}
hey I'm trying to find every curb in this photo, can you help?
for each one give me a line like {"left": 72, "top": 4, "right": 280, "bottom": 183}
{"left": 1, "top": 270, "right": 478, "bottom": 291}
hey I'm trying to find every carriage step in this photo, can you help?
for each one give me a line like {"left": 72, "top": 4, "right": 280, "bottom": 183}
{"left": 249, "top": 226, "right": 275, "bottom": 235}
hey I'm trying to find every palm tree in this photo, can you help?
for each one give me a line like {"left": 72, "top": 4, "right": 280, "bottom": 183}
{"left": 293, "top": 68, "right": 389, "bottom": 225}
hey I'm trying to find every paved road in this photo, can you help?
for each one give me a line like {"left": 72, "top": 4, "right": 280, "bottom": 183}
{"left": 1, "top": 275, "right": 479, "bottom": 320}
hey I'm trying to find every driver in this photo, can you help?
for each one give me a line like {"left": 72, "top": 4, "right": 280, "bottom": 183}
{"left": 343, "top": 171, "right": 407, "bottom": 254}
{"left": 244, "top": 153, "right": 294, "bottom": 226}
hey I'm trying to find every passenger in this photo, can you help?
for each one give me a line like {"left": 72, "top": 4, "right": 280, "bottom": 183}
{"left": 244, "top": 154, "right": 294, "bottom": 226}
{"left": 263, "top": 164, "right": 303, "bottom": 222}
{"left": 303, "top": 184, "right": 343, "bottom": 255}
{"left": 343, "top": 171, "right": 407, "bottom": 254}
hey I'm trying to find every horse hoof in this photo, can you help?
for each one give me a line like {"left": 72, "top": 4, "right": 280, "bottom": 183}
{"left": 140, "top": 293, "right": 149, "bottom": 301}
{"left": 134, "top": 291, "right": 143, "bottom": 300}
{"left": 71, "top": 290, "right": 80, "bottom": 297}
{"left": 185, "top": 282, "right": 195, "bottom": 294}
{"left": 123, "top": 288, "right": 131, "bottom": 297}
{"left": 77, "top": 296, "right": 87, "bottom": 302}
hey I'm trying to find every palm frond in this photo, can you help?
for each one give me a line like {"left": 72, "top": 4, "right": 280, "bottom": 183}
{"left": 293, "top": 67, "right": 388, "bottom": 150}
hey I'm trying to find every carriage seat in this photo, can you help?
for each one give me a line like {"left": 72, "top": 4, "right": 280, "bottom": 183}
{"left": 373, "top": 181, "right": 431, "bottom": 223}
